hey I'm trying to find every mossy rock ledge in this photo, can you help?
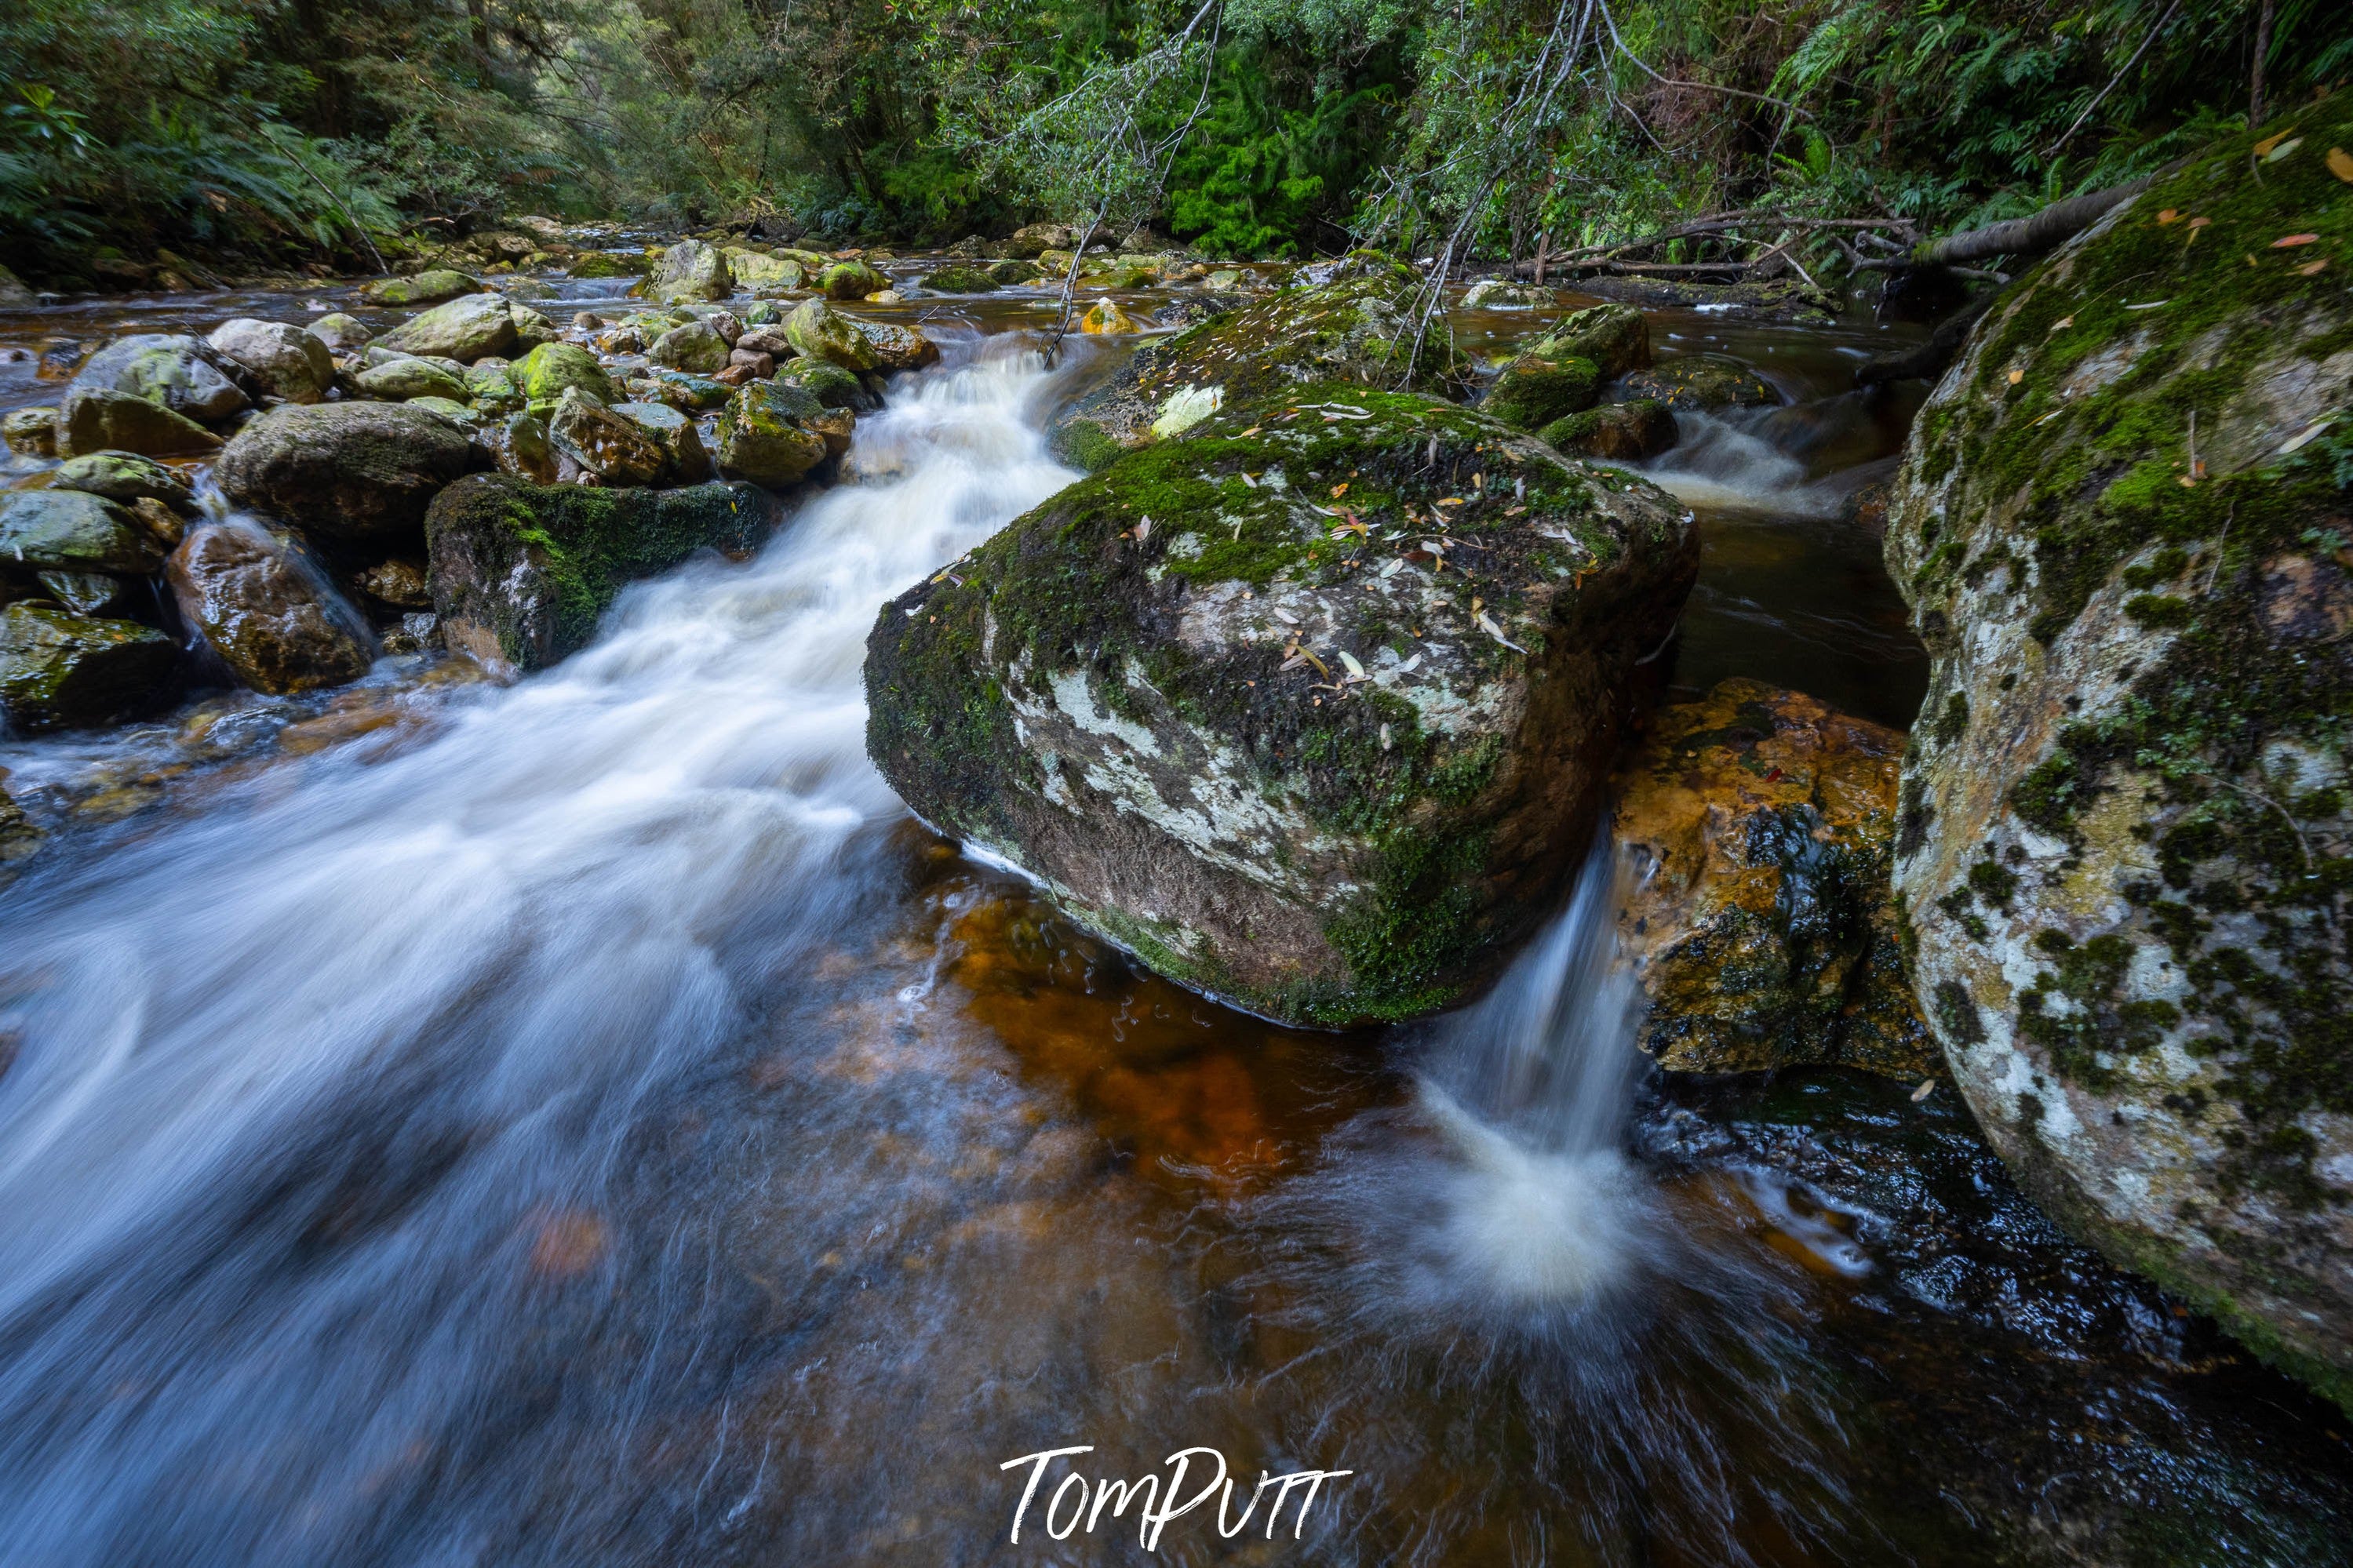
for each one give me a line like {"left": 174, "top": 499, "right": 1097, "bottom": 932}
{"left": 1885, "top": 102, "right": 2353, "bottom": 1406}
{"left": 866, "top": 384, "right": 1698, "bottom": 1026}
{"left": 425, "top": 475, "right": 778, "bottom": 674}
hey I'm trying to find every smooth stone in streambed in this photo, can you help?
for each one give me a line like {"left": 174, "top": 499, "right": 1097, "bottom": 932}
{"left": 361, "top": 270, "right": 484, "bottom": 307}
{"left": 308, "top": 313, "right": 373, "bottom": 352}
{"left": 512, "top": 340, "right": 618, "bottom": 408}
{"left": 59, "top": 388, "right": 219, "bottom": 458}
{"left": 610, "top": 402, "right": 713, "bottom": 484}
{"left": 51, "top": 450, "right": 195, "bottom": 511}
{"left": 865, "top": 383, "right": 1699, "bottom": 1027}
{"left": 1617, "top": 354, "right": 1775, "bottom": 411}
{"left": 714, "top": 381, "right": 828, "bottom": 488}
{"left": 375, "top": 291, "right": 519, "bottom": 362}
{"left": 0, "top": 489, "right": 166, "bottom": 575}
{"left": 1539, "top": 399, "right": 1677, "bottom": 463}
{"left": 216, "top": 402, "right": 475, "bottom": 541}
{"left": 355, "top": 358, "right": 472, "bottom": 402}
{"left": 2, "top": 407, "right": 58, "bottom": 458}
{"left": 207, "top": 318, "right": 336, "bottom": 404}
{"left": 70, "top": 335, "right": 249, "bottom": 424}
{"left": 547, "top": 395, "right": 665, "bottom": 487}
{"left": 168, "top": 519, "right": 377, "bottom": 695}
{"left": 648, "top": 321, "right": 731, "bottom": 373}
{"left": 424, "top": 475, "right": 777, "bottom": 673}
{"left": 651, "top": 239, "right": 731, "bottom": 304}
{"left": 782, "top": 300, "right": 880, "bottom": 373}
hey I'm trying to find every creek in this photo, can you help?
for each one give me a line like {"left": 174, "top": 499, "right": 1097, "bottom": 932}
{"left": 0, "top": 272, "right": 2348, "bottom": 1566}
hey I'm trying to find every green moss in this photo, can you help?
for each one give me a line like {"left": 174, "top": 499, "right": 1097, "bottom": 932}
{"left": 1932, "top": 691, "right": 1970, "bottom": 745}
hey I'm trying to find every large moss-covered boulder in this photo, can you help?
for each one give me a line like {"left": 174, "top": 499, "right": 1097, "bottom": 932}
{"left": 58, "top": 388, "right": 220, "bottom": 457}
{"left": 375, "top": 291, "right": 519, "bottom": 362}
{"left": 783, "top": 299, "right": 881, "bottom": 373}
{"left": 821, "top": 260, "right": 888, "bottom": 300}
{"left": 1484, "top": 352, "right": 1599, "bottom": 432}
{"left": 206, "top": 318, "right": 335, "bottom": 404}
{"left": 513, "top": 340, "right": 619, "bottom": 409}
{"left": 217, "top": 402, "right": 475, "bottom": 540}
{"left": 0, "top": 489, "right": 168, "bottom": 577}
{"left": 52, "top": 450, "right": 195, "bottom": 511}
{"left": 1047, "top": 250, "right": 1470, "bottom": 470}
{"left": 1539, "top": 399, "right": 1678, "bottom": 463}
{"left": 424, "top": 475, "right": 775, "bottom": 672}
{"left": 71, "top": 335, "right": 249, "bottom": 424}
{"left": 361, "top": 270, "right": 483, "bottom": 307}
{"left": 1614, "top": 679, "right": 1932, "bottom": 1077}
{"left": 648, "top": 320, "right": 731, "bottom": 373}
{"left": 0, "top": 603, "right": 176, "bottom": 732}
{"left": 865, "top": 384, "right": 1699, "bottom": 1024}
{"left": 1885, "top": 105, "right": 2353, "bottom": 1405}
{"left": 1528, "top": 303, "right": 1652, "bottom": 380}
{"left": 355, "top": 357, "right": 472, "bottom": 402}
{"left": 569, "top": 251, "right": 648, "bottom": 280}
{"left": 724, "top": 249, "right": 803, "bottom": 291}
{"left": 922, "top": 265, "right": 998, "bottom": 293}
{"left": 714, "top": 381, "right": 829, "bottom": 488}
{"left": 651, "top": 240, "right": 731, "bottom": 304}
{"left": 167, "top": 519, "right": 376, "bottom": 695}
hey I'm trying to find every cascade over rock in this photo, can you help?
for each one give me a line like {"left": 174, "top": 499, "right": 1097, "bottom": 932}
{"left": 865, "top": 384, "right": 1698, "bottom": 1025}
{"left": 1886, "top": 103, "right": 2353, "bottom": 1405}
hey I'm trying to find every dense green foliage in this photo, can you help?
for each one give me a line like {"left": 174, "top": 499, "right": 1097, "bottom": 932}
{"left": 2, "top": 0, "right": 2348, "bottom": 283}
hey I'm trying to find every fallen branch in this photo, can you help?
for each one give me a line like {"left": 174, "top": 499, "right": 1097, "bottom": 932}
{"left": 1912, "top": 176, "right": 2154, "bottom": 267}
{"left": 1506, "top": 213, "right": 1914, "bottom": 277}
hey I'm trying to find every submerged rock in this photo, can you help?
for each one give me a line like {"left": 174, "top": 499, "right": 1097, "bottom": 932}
{"left": 865, "top": 384, "right": 1699, "bottom": 1025}
{"left": 217, "top": 402, "right": 475, "bottom": 541}
{"left": 168, "top": 519, "right": 377, "bottom": 694}
{"left": 0, "top": 602, "right": 175, "bottom": 732}
{"left": 1048, "top": 250, "right": 1468, "bottom": 471}
{"left": 206, "top": 318, "right": 335, "bottom": 404}
{"left": 424, "top": 475, "right": 775, "bottom": 672}
{"left": 1614, "top": 679, "right": 1932, "bottom": 1077}
{"left": 1885, "top": 102, "right": 2353, "bottom": 1406}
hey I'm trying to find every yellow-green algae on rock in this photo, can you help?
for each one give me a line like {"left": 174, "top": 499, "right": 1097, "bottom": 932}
{"left": 866, "top": 382, "right": 1696, "bottom": 1026}
{"left": 1887, "top": 99, "right": 2353, "bottom": 1406}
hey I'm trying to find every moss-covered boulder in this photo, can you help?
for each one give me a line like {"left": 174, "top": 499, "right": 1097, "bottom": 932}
{"left": 774, "top": 356, "right": 877, "bottom": 412}
{"left": 1462, "top": 279, "right": 1556, "bottom": 309}
{"left": 308, "top": 313, "right": 372, "bottom": 353}
{"left": 1080, "top": 297, "right": 1137, "bottom": 335}
{"left": 1539, "top": 398, "right": 1678, "bottom": 463}
{"left": 424, "top": 475, "right": 775, "bottom": 672}
{"left": 0, "top": 489, "right": 167, "bottom": 577}
{"left": 859, "top": 319, "right": 938, "bottom": 373}
{"left": 548, "top": 395, "right": 665, "bottom": 487}
{"left": 0, "top": 603, "right": 176, "bottom": 731}
{"left": 1885, "top": 103, "right": 2353, "bottom": 1406}
{"left": 1528, "top": 303, "right": 1652, "bottom": 380}
{"left": 355, "top": 357, "right": 472, "bottom": 402}
{"left": 167, "top": 519, "right": 377, "bottom": 695}
{"left": 1619, "top": 355, "right": 1775, "bottom": 411}
{"left": 58, "top": 388, "right": 220, "bottom": 458}
{"left": 50, "top": 451, "right": 193, "bottom": 511}
{"left": 783, "top": 299, "right": 880, "bottom": 373}
{"left": 649, "top": 320, "right": 732, "bottom": 373}
{"left": 512, "top": 341, "right": 618, "bottom": 409}
{"left": 864, "top": 384, "right": 1698, "bottom": 1025}
{"left": 361, "top": 270, "right": 483, "bottom": 307}
{"left": 611, "top": 402, "right": 713, "bottom": 484}
{"left": 217, "top": 402, "right": 475, "bottom": 541}
{"left": 1047, "top": 250, "right": 1470, "bottom": 470}
{"left": 3, "top": 407, "right": 57, "bottom": 457}
{"left": 375, "top": 291, "right": 519, "bottom": 362}
{"left": 569, "top": 251, "right": 648, "bottom": 280}
{"left": 922, "top": 265, "right": 998, "bottom": 293}
{"left": 988, "top": 259, "right": 1042, "bottom": 286}
{"left": 1614, "top": 679, "right": 1932, "bottom": 1077}
{"left": 651, "top": 240, "right": 731, "bottom": 304}
{"left": 1484, "top": 353, "right": 1599, "bottom": 431}
{"left": 821, "top": 260, "right": 888, "bottom": 300}
{"left": 71, "top": 335, "right": 249, "bottom": 424}
{"left": 714, "top": 381, "right": 829, "bottom": 488}
{"left": 725, "top": 248, "right": 803, "bottom": 291}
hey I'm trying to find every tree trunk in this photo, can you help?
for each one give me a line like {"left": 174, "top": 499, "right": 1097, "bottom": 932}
{"left": 1912, "top": 175, "right": 2154, "bottom": 267}
{"left": 2249, "top": 0, "right": 2276, "bottom": 127}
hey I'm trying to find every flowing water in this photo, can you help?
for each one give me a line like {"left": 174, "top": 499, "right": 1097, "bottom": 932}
{"left": 1, "top": 278, "right": 2350, "bottom": 1566}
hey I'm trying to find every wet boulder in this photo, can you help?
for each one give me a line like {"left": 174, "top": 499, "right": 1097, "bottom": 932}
{"left": 1080, "top": 298, "right": 1137, "bottom": 335}
{"left": 725, "top": 249, "right": 803, "bottom": 292}
{"left": 1047, "top": 250, "right": 1470, "bottom": 471}
{"left": 206, "top": 318, "right": 335, "bottom": 404}
{"left": 714, "top": 381, "right": 829, "bottom": 488}
{"left": 375, "top": 291, "right": 519, "bottom": 362}
{"left": 355, "top": 357, "right": 472, "bottom": 403}
{"left": 1613, "top": 679, "right": 1932, "bottom": 1077}
{"left": 775, "top": 357, "right": 876, "bottom": 412}
{"left": 1005, "top": 222, "right": 1075, "bottom": 259}
{"left": 865, "top": 384, "right": 1699, "bottom": 1025}
{"left": 360, "top": 270, "right": 483, "bottom": 307}
{"left": 217, "top": 402, "right": 476, "bottom": 541}
{"left": 649, "top": 321, "right": 731, "bottom": 373}
{"left": 651, "top": 240, "right": 731, "bottom": 304}
{"left": 2, "top": 407, "right": 57, "bottom": 457}
{"left": 167, "top": 519, "right": 377, "bottom": 694}
{"left": 1528, "top": 303, "right": 1652, "bottom": 380}
{"left": 922, "top": 266, "right": 998, "bottom": 293}
{"left": 569, "top": 251, "right": 648, "bottom": 281}
{"left": 858, "top": 319, "right": 938, "bottom": 374}
{"left": 1484, "top": 351, "right": 1599, "bottom": 432}
{"left": 610, "top": 402, "right": 713, "bottom": 484}
{"left": 424, "top": 475, "right": 774, "bottom": 672}
{"left": 783, "top": 300, "right": 880, "bottom": 373}
{"left": 821, "top": 260, "right": 888, "bottom": 300}
{"left": 58, "top": 388, "right": 219, "bottom": 457}
{"left": 308, "top": 313, "right": 373, "bottom": 353}
{"left": 548, "top": 395, "right": 666, "bottom": 487}
{"left": 1618, "top": 354, "right": 1775, "bottom": 411}
{"left": 50, "top": 451, "right": 195, "bottom": 511}
{"left": 512, "top": 341, "right": 618, "bottom": 409}
{"left": 1462, "top": 279, "right": 1556, "bottom": 309}
{"left": 1885, "top": 104, "right": 2353, "bottom": 1406}
{"left": 71, "top": 335, "right": 250, "bottom": 424}
{"left": 1539, "top": 399, "right": 1678, "bottom": 463}
{"left": 0, "top": 602, "right": 176, "bottom": 732}
{"left": 0, "top": 489, "right": 167, "bottom": 577}
{"left": 477, "top": 413, "right": 560, "bottom": 484}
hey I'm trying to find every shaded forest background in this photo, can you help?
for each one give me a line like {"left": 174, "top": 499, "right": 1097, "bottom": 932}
{"left": 4, "top": 0, "right": 2350, "bottom": 286}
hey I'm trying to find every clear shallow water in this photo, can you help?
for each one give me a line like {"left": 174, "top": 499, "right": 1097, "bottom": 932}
{"left": 0, "top": 283, "right": 2350, "bottom": 1566}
